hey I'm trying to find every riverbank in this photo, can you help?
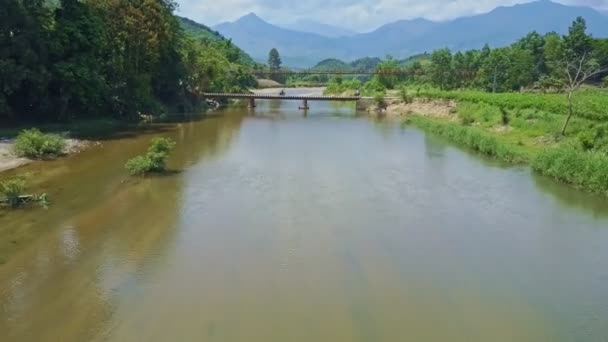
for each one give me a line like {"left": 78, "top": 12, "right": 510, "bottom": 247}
{"left": 379, "top": 89, "right": 608, "bottom": 196}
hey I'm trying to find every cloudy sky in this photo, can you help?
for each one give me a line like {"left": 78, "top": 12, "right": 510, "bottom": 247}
{"left": 176, "top": 0, "right": 608, "bottom": 31}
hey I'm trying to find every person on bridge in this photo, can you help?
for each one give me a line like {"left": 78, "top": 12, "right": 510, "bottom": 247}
{"left": 279, "top": 89, "right": 286, "bottom": 96}
{"left": 354, "top": 89, "right": 360, "bottom": 96}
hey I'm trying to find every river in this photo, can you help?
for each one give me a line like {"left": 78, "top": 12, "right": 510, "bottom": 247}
{"left": 1, "top": 89, "right": 608, "bottom": 341}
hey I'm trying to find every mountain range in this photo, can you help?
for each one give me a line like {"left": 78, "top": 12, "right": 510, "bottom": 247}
{"left": 212, "top": 0, "right": 608, "bottom": 68}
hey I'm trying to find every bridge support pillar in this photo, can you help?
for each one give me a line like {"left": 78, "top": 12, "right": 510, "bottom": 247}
{"left": 299, "top": 99, "right": 309, "bottom": 110}
{"left": 248, "top": 98, "right": 256, "bottom": 108}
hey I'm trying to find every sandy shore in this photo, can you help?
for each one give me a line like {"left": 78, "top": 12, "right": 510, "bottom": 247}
{"left": 0, "top": 138, "right": 91, "bottom": 173}
{"left": 368, "top": 98, "right": 458, "bottom": 119}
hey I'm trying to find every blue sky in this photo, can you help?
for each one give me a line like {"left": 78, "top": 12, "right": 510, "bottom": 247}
{"left": 175, "top": 0, "right": 608, "bottom": 31}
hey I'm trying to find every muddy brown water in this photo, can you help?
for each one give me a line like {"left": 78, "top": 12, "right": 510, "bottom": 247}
{"left": 1, "top": 89, "right": 608, "bottom": 341}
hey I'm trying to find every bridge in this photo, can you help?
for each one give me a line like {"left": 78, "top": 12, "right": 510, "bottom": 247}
{"left": 249, "top": 70, "right": 476, "bottom": 76}
{"left": 203, "top": 92, "right": 361, "bottom": 110}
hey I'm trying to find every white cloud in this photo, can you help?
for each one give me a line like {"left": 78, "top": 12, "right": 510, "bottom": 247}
{"left": 176, "top": 0, "right": 608, "bottom": 31}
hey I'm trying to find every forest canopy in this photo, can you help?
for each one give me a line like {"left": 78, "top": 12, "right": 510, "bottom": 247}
{"left": 0, "top": 0, "right": 256, "bottom": 123}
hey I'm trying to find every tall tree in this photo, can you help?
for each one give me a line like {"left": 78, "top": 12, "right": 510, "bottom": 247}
{"left": 429, "top": 48, "right": 454, "bottom": 90}
{"left": 268, "top": 48, "right": 281, "bottom": 70}
{"left": 554, "top": 17, "right": 607, "bottom": 134}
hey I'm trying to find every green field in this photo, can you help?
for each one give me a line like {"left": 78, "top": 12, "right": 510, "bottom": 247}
{"left": 401, "top": 87, "right": 608, "bottom": 196}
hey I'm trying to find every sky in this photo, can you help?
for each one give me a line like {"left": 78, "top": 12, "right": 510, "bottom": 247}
{"left": 176, "top": 0, "right": 608, "bottom": 32}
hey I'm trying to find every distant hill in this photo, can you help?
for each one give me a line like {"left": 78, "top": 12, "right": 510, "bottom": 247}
{"left": 177, "top": 16, "right": 255, "bottom": 66}
{"left": 214, "top": 13, "right": 340, "bottom": 67}
{"left": 311, "top": 57, "right": 381, "bottom": 71}
{"left": 211, "top": 0, "right": 608, "bottom": 68}
{"left": 311, "top": 58, "right": 353, "bottom": 71}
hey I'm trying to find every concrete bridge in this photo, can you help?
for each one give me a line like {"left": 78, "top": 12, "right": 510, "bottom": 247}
{"left": 203, "top": 92, "right": 361, "bottom": 110}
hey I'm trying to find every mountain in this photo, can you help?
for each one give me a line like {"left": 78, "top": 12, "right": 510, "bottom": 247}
{"left": 283, "top": 19, "right": 356, "bottom": 38}
{"left": 406, "top": 0, "right": 608, "bottom": 54}
{"left": 213, "top": 13, "right": 340, "bottom": 67}
{"left": 212, "top": 1, "right": 608, "bottom": 68}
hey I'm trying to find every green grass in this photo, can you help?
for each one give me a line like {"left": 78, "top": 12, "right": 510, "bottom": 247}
{"left": 0, "top": 177, "right": 26, "bottom": 208}
{"left": 405, "top": 92, "right": 608, "bottom": 196}
{"left": 533, "top": 145, "right": 608, "bottom": 195}
{"left": 406, "top": 116, "right": 530, "bottom": 163}
{"left": 410, "top": 86, "right": 608, "bottom": 121}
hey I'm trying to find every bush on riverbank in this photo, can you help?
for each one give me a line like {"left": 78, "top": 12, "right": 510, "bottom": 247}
{"left": 13, "top": 129, "right": 66, "bottom": 159}
{"left": 125, "top": 138, "right": 176, "bottom": 175}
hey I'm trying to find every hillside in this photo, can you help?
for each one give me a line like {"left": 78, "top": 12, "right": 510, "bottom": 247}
{"left": 212, "top": 0, "right": 608, "bottom": 67}
{"left": 177, "top": 16, "right": 256, "bottom": 66}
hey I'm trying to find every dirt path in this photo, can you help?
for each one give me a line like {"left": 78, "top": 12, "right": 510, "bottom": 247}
{"left": 368, "top": 98, "right": 458, "bottom": 119}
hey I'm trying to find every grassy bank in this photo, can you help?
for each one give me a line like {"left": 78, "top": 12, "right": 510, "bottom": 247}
{"left": 411, "top": 86, "right": 608, "bottom": 121}
{"left": 406, "top": 116, "right": 530, "bottom": 163}
{"left": 402, "top": 89, "right": 608, "bottom": 196}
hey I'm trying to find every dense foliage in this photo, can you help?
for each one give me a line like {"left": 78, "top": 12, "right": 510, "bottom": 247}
{"left": 404, "top": 18, "right": 607, "bottom": 92}
{"left": 323, "top": 17, "right": 606, "bottom": 96}
{"left": 1, "top": 0, "right": 256, "bottom": 123}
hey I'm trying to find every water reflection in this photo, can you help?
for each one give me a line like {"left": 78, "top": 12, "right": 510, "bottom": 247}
{"left": 533, "top": 173, "right": 608, "bottom": 218}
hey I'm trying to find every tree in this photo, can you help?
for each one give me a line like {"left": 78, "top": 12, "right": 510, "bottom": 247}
{"left": 375, "top": 56, "right": 401, "bottom": 89}
{"left": 506, "top": 47, "right": 535, "bottom": 91}
{"left": 514, "top": 31, "right": 547, "bottom": 78}
{"left": 429, "top": 48, "right": 454, "bottom": 90}
{"left": 268, "top": 48, "right": 281, "bottom": 70}
{"left": 478, "top": 48, "right": 511, "bottom": 92}
{"left": 554, "top": 18, "right": 607, "bottom": 135}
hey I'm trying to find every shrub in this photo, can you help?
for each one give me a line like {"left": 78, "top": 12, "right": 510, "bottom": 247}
{"left": 373, "top": 92, "right": 387, "bottom": 109}
{"left": 576, "top": 124, "right": 608, "bottom": 152}
{"left": 500, "top": 107, "right": 510, "bottom": 126}
{"left": 125, "top": 137, "right": 176, "bottom": 175}
{"left": 0, "top": 177, "right": 26, "bottom": 208}
{"left": 459, "top": 111, "right": 475, "bottom": 126}
{"left": 399, "top": 87, "right": 413, "bottom": 104}
{"left": 13, "top": 129, "right": 66, "bottom": 158}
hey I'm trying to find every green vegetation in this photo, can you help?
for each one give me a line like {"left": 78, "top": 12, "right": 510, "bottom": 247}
{"left": 407, "top": 116, "right": 528, "bottom": 163}
{"left": 404, "top": 89, "right": 608, "bottom": 196}
{"left": 1, "top": 0, "right": 255, "bottom": 124}
{"left": 0, "top": 177, "right": 27, "bottom": 208}
{"left": 0, "top": 177, "right": 48, "bottom": 209}
{"left": 125, "top": 138, "right": 176, "bottom": 175}
{"left": 321, "top": 16, "right": 608, "bottom": 195}
{"left": 13, "top": 129, "right": 66, "bottom": 159}
{"left": 411, "top": 87, "right": 608, "bottom": 121}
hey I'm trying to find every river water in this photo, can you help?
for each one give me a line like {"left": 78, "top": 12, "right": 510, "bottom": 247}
{"left": 1, "top": 89, "right": 608, "bottom": 341}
